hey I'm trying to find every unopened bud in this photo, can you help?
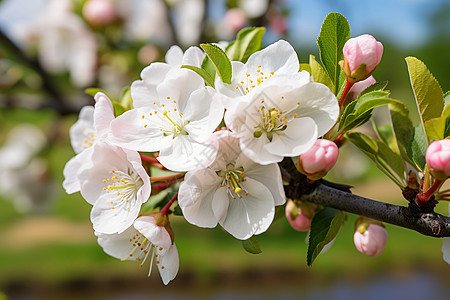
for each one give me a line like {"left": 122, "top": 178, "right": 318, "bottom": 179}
{"left": 353, "top": 217, "right": 387, "bottom": 257}
{"left": 285, "top": 200, "right": 315, "bottom": 232}
{"left": 83, "top": 0, "right": 117, "bottom": 27}
{"left": 348, "top": 76, "right": 376, "bottom": 100}
{"left": 340, "top": 34, "right": 383, "bottom": 83}
{"left": 426, "top": 139, "right": 450, "bottom": 180}
{"left": 297, "top": 139, "right": 338, "bottom": 180}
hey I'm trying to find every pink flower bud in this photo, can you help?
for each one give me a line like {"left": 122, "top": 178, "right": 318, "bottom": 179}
{"left": 349, "top": 76, "right": 376, "bottom": 100}
{"left": 297, "top": 139, "right": 338, "bottom": 180}
{"left": 341, "top": 35, "right": 383, "bottom": 82}
{"left": 285, "top": 200, "right": 315, "bottom": 232}
{"left": 83, "top": 0, "right": 117, "bottom": 27}
{"left": 354, "top": 223, "right": 387, "bottom": 257}
{"left": 426, "top": 139, "right": 450, "bottom": 180}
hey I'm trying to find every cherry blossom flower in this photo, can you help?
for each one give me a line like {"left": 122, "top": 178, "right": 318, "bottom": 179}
{"left": 63, "top": 92, "right": 115, "bottom": 194}
{"left": 224, "top": 75, "right": 339, "bottom": 165}
{"left": 110, "top": 66, "right": 224, "bottom": 172}
{"left": 97, "top": 214, "right": 179, "bottom": 285}
{"left": 78, "top": 143, "right": 151, "bottom": 234}
{"left": 178, "top": 131, "right": 285, "bottom": 240}
{"left": 215, "top": 40, "right": 302, "bottom": 102}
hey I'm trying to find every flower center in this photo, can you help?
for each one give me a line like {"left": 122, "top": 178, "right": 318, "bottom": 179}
{"left": 80, "top": 128, "right": 96, "bottom": 149}
{"left": 141, "top": 96, "right": 189, "bottom": 138}
{"left": 217, "top": 163, "right": 249, "bottom": 200}
{"left": 102, "top": 169, "right": 144, "bottom": 210}
{"left": 234, "top": 65, "right": 274, "bottom": 95}
{"left": 122, "top": 231, "right": 168, "bottom": 274}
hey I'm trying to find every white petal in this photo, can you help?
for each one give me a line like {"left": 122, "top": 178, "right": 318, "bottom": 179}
{"left": 62, "top": 147, "right": 94, "bottom": 194}
{"left": 97, "top": 226, "right": 138, "bottom": 260}
{"left": 165, "top": 45, "right": 183, "bottom": 65}
{"left": 133, "top": 216, "right": 172, "bottom": 249}
{"left": 69, "top": 106, "right": 94, "bottom": 154}
{"left": 178, "top": 169, "right": 221, "bottom": 228}
{"left": 213, "top": 177, "right": 275, "bottom": 240}
{"left": 91, "top": 192, "right": 142, "bottom": 234}
{"left": 109, "top": 108, "right": 165, "bottom": 152}
{"left": 158, "top": 244, "right": 179, "bottom": 285}
{"left": 211, "top": 187, "right": 230, "bottom": 223}
{"left": 158, "top": 135, "right": 217, "bottom": 172}
{"left": 243, "top": 161, "right": 286, "bottom": 206}
{"left": 291, "top": 82, "right": 339, "bottom": 136}
{"left": 181, "top": 46, "right": 204, "bottom": 67}
{"left": 93, "top": 92, "right": 115, "bottom": 137}
{"left": 245, "top": 40, "right": 299, "bottom": 78}
{"left": 264, "top": 117, "right": 318, "bottom": 157}
{"left": 239, "top": 122, "right": 282, "bottom": 165}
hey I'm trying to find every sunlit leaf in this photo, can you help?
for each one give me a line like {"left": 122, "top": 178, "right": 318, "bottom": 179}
{"left": 201, "top": 43, "right": 232, "bottom": 84}
{"left": 181, "top": 65, "right": 215, "bottom": 87}
{"left": 226, "top": 27, "right": 265, "bottom": 63}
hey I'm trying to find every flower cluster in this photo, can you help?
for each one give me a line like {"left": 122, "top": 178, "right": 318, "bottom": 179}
{"left": 64, "top": 38, "right": 340, "bottom": 283}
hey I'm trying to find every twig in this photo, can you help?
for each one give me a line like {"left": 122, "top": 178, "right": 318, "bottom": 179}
{"left": 279, "top": 157, "right": 450, "bottom": 238}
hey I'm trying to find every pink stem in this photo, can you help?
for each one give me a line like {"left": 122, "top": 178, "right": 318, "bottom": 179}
{"left": 140, "top": 154, "right": 159, "bottom": 164}
{"left": 161, "top": 193, "right": 178, "bottom": 215}
{"left": 339, "top": 79, "right": 354, "bottom": 107}
{"left": 150, "top": 173, "right": 185, "bottom": 182}
{"left": 416, "top": 179, "right": 442, "bottom": 206}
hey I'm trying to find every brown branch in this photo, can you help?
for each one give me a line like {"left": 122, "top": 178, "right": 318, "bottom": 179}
{"left": 279, "top": 158, "right": 450, "bottom": 238}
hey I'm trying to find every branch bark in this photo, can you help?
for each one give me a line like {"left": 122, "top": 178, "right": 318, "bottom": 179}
{"left": 280, "top": 158, "right": 450, "bottom": 238}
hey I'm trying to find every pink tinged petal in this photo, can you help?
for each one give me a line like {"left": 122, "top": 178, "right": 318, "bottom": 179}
{"left": 178, "top": 170, "right": 222, "bottom": 228}
{"left": 133, "top": 216, "right": 172, "bottom": 249}
{"left": 131, "top": 79, "right": 158, "bottom": 109}
{"left": 157, "top": 244, "right": 179, "bottom": 285}
{"left": 349, "top": 76, "right": 376, "bottom": 100}
{"left": 265, "top": 117, "right": 318, "bottom": 157}
{"left": 291, "top": 82, "right": 339, "bottom": 137}
{"left": 62, "top": 146, "right": 94, "bottom": 194}
{"left": 165, "top": 45, "right": 183, "bottom": 65}
{"left": 213, "top": 177, "right": 275, "bottom": 240}
{"left": 70, "top": 106, "right": 95, "bottom": 154}
{"left": 109, "top": 108, "right": 165, "bottom": 152}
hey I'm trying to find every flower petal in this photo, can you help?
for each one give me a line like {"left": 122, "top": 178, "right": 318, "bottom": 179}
{"left": 157, "top": 244, "right": 179, "bottom": 285}
{"left": 93, "top": 92, "right": 115, "bottom": 137}
{"left": 133, "top": 216, "right": 172, "bottom": 249}
{"left": 213, "top": 177, "right": 275, "bottom": 240}
{"left": 264, "top": 117, "right": 318, "bottom": 157}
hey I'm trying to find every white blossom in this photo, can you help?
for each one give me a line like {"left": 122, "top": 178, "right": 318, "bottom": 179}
{"left": 178, "top": 131, "right": 285, "bottom": 240}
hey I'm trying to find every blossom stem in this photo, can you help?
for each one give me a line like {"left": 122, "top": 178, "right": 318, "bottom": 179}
{"left": 152, "top": 178, "right": 185, "bottom": 192}
{"left": 333, "top": 131, "right": 346, "bottom": 146}
{"left": 415, "top": 178, "right": 443, "bottom": 206}
{"left": 150, "top": 173, "right": 185, "bottom": 182}
{"left": 140, "top": 154, "right": 160, "bottom": 164}
{"left": 160, "top": 193, "right": 178, "bottom": 215}
{"left": 339, "top": 79, "right": 354, "bottom": 108}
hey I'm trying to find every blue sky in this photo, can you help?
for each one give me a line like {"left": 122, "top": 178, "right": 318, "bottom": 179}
{"left": 286, "top": 0, "right": 446, "bottom": 48}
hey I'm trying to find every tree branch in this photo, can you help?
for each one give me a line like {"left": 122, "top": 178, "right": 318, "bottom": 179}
{"left": 280, "top": 158, "right": 450, "bottom": 238}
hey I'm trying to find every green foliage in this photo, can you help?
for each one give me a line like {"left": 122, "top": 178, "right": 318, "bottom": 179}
{"left": 242, "top": 236, "right": 262, "bottom": 254}
{"left": 317, "top": 12, "right": 350, "bottom": 95}
{"left": 181, "top": 65, "right": 216, "bottom": 87}
{"left": 200, "top": 43, "right": 232, "bottom": 84}
{"left": 119, "top": 86, "right": 133, "bottom": 110}
{"left": 390, "top": 104, "right": 427, "bottom": 172}
{"left": 309, "top": 55, "right": 334, "bottom": 92}
{"left": 405, "top": 57, "right": 444, "bottom": 125}
{"left": 373, "top": 123, "right": 400, "bottom": 155}
{"left": 307, "top": 208, "right": 345, "bottom": 266}
{"left": 225, "top": 27, "right": 266, "bottom": 63}
{"left": 346, "top": 132, "right": 406, "bottom": 187}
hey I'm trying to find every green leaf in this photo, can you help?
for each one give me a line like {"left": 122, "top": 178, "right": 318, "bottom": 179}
{"left": 181, "top": 65, "right": 215, "bottom": 87}
{"left": 309, "top": 55, "right": 334, "bottom": 92}
{"left": 373, "top": 123, "right": 400, "bottom": 155}
{"left": 201, "top": 43, "right": 232, "bottom": 84}
{"left": 390, "top": 103, "right": 427, "bottom": 172}
{"left": 307, "top": 208, "right": 345, "bottom": 266}
{"left": 405, "top": 57, "right": 444, "bottom": 138}
{"left": 425, "top": 105, "right": 450, "bottom": 140}
{"left": 299, "top": 63, "right": 311, "bottom": 73}
{"left": 346, "top": 131, "right": 406, "bottom": 187}
{"left": 112, "top": 101, "right": 127, "bottom": 117}
{"left": 84, "top": 88, "right": 115, "bottom": 101}
{"left": 317, "top": 12, "right": 350, "bottom": 95}
{"left": 119, "top": 86, "right": 133, "bottom": 110}
{"left": 273, "top": 204, "right": 287, "bottom": 223}
{"left": 242, "top": 236, "right": 262, "bottom": 254}
{"left": 338, "top": 91, "right": 401, "bottom": 133}
{"left": 226, "top": 27, "right": 266, "bottom": 63}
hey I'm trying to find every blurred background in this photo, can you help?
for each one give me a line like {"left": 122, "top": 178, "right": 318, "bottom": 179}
{"left": 0, "top": 0, "right": 449, "bottom": 299}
